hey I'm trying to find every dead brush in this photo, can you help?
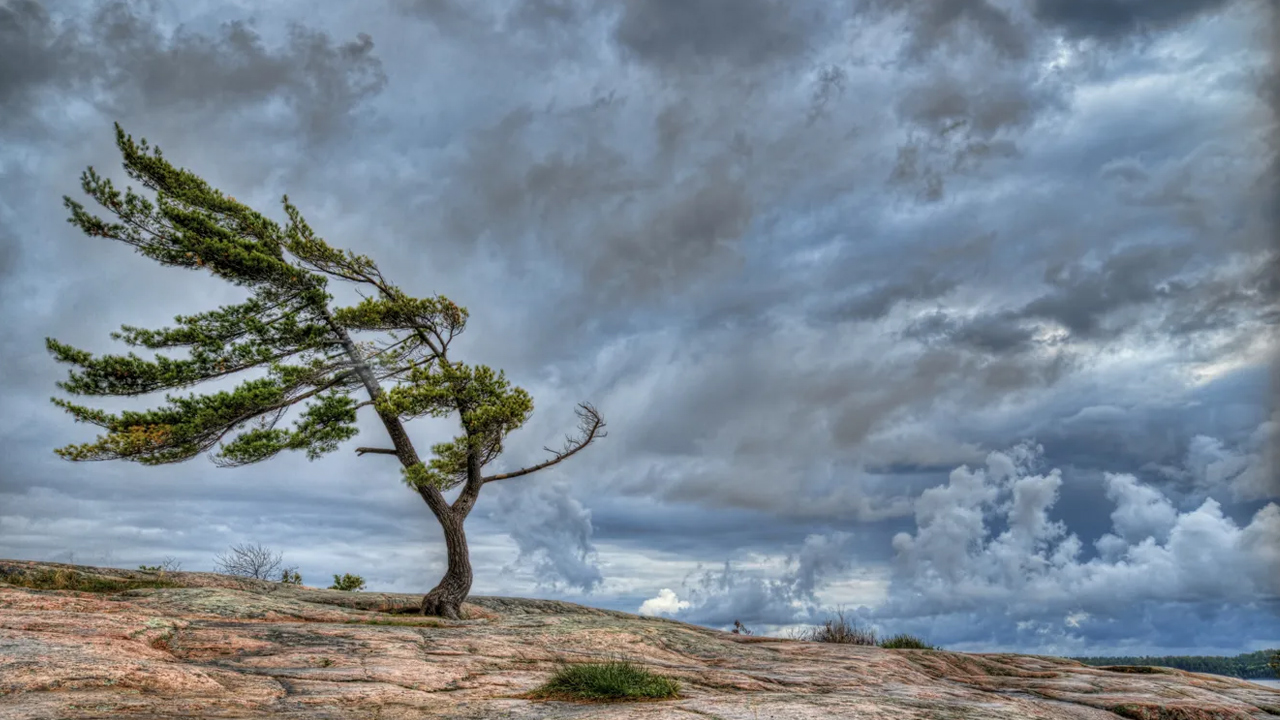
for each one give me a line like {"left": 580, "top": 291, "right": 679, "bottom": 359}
{"left": 793, "top": 609, "right": 878, "bottom": 645}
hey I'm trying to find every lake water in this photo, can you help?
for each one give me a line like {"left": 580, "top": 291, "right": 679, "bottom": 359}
{"left": 1248, "top": 678, "right": 1280, "bottom": 689}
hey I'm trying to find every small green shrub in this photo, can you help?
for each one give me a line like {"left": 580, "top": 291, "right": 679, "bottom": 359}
{"left": 795, "top": 610, "right": 877, "bottom": 645}
{"left": 879, "top": 633, "right": 935, "bottom": 650}
{"left": 529, "top": 661, "right": 680, "bottom": 702}
{"left": 329, "top": 573, "right": 366, "bottom": 591}
{"left": 279, "top": 568, "right": 303, "bottom": 585}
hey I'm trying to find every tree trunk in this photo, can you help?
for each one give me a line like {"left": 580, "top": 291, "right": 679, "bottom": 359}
{"left": 420, "top": 510, "right": 472, "bottom": 620}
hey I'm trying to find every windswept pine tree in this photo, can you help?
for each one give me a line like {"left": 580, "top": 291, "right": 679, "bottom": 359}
{"left": 48, "top": 124, "right": 606, "bottom": 619}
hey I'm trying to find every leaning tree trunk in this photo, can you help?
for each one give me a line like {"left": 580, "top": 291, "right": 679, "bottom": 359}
{"left": 420, "top": 510, "right": 472, "bottom": 620}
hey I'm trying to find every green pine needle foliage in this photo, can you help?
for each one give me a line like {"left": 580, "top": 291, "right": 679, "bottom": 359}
{"left": 329, "top": 573, "right": 367, "bottom": 591}
{"left": 46, "top": 124, "right": 603, "bottom": 498}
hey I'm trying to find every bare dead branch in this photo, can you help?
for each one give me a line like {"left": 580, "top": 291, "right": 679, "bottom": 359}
{"left": 213, "top": 542, "right": 286, "bottom": 581}
{"left": 355, "top": 447, "right": 398, "bottom": 456}
{"left": 481, "top": 403, "right": 606, "bottom": 484}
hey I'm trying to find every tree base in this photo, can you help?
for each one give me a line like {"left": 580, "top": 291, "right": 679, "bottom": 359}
{"left": 420, "top": 591, "right": 463, "bottom": 620}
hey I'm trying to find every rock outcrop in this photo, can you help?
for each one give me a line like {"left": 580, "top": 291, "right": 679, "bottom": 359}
{"left": 2, "top": 560, "right": 1277, "bottom": 719}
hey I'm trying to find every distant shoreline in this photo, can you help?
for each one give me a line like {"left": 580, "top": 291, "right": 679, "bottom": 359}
{"left": 1071, "top": 650, "right": 1279, "bottom": 682}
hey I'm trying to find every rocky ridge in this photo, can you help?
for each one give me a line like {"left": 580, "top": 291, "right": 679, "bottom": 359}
{"left": 1, "top": 559, "right": 1278, "bottom": 719}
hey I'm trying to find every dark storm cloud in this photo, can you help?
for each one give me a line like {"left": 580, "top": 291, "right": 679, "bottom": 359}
{"left": 612, "top": 0, "right": 821, "bottom": 71}
{"left": 1019, "top": 243, "right": 1195, "bottom": 339}
{"left": 0, "top": 0, "right": 385, "bottom": 141}
{"left": 433, "top": 99, "right": 755, "bottom": 306}
{"left": 823, "top": 272, "right": 960, "bottom": 323}
{"left": 1032, "top": 0, "right": 1235, "bottom": 42}
{"left": 0, "top": 0, "right": 87, "bottom": 124}
{"left": 902, "top": 310, "right": 1038, "bottom": 354}
{"left": 862, "top": 0, "right": 1031, "bottom": 61}
{"left": 1, "top": 0, "right": 1276, "bottom": 658}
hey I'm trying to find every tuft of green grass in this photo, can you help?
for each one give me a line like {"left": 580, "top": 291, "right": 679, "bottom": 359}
{"left": 2, "top": 568, "right": 179, "bottom": 593}
{"left": 878, "top": 634, "right": 936, "bottom": 650}
{"left": 528, "top": 661, "right": 680, "bottom": 702}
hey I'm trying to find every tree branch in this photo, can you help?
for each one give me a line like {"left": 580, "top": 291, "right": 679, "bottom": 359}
{"left": 481, "top": 403, "right": 606, "bottom": 484}
{"left": 355, "top": 447, "right": 397, "bottom": 456}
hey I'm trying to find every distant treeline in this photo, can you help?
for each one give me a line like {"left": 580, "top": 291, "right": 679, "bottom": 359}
{"left": 1071, "top": 650, "right": 1279, "bottom": 679}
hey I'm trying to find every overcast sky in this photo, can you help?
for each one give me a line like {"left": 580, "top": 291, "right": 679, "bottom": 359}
{"left": 1, "top": 0, "right": 1277, "bottom": 658}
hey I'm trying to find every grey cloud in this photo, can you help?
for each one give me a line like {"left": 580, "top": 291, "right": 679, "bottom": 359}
{"left": 670, "top": 531, "right": 857, "bottom": 627}
{"left": 902, "top": 310, "right": 1038, "bottom": 354}
{"left": 391, "top": 0, "right": 485, "bottom": 34}
{"left": 0, "top": 0, "right": 1274, "bottom": 659}
{"left": 823, "top": 272, "right": 959, "bottom": 323}
{"left": 590, "top": 318, "right": 1073, "bottom": 524}
{"left": 885, "top": 58, "right": 1063, "bottom": 201}
{"left": 862, "top": 0, "right": 1031, "bottom": 61}
{"left": 0, "top": 0, "right": 385, "bottom": 142}
{"left": 883, "top": 445, "right": 1280, "bottom": 621}
{"left": 1100, "top": 472, "right": 1179, "bottom": 546}
{"left": 1032, "top": 0, "right": 1234, "bottom": 42}
{"left": 1152, "top": 422, "right": 1280, "bottom": 504}
{"left": 1018, "top": 243, "right": 1196, "bottom": 339}
{"left": 490, "top": 482, "right": 602, "bottom": 593}
{"left": 895, "top": 73, "right": 1050, "bottom": 140}
{"left": 613, "top": 0, "right": 819, "bottom": 71}
{"left": 434, "top": 99, "right": 754, "bottom": 306}
{"left": 0, "top": 0, "right": 88, "bottom": 131}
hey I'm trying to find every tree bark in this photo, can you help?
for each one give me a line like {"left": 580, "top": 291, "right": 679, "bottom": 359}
{"left": 420, "top": 509, "right": 472, "bottom": 619}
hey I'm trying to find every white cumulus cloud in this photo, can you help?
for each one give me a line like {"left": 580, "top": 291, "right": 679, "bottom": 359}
{"left": 638, "top": 588, "right": 691, "bottom": 617}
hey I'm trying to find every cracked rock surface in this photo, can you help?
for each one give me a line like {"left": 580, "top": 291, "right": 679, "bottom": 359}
{"left": 2, "top": 560, "right": 1278, "bottom": 719}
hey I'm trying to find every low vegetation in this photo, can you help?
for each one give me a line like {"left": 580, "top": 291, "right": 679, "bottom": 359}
{"left": 213, "top": 542, "right": 298, "bottom": 582}
{"left": 329, "top": 573, "right": 367, "bottom": 591}
{"left": 1073, "top": 650, "right": 1280, "bottom": 679}
{"left": 793, "top": 610, "right": 879, "bottom": 645}
{"left": 1, "top": 567, "right": 178, "bottom": 593}
{"left": 527, "top": 661, "right": 680, "bottom": 702}
{"left": 212, "top": 542, "right": 302, "bottom": 584}
{"left": 732, "top": 612, "right": 939, "bottom": 649}
{"left": 879, "top": 633, "right": 936, "bottom": 650}
{"left": 138, "top": 556, "right": 182, "bottom": 572}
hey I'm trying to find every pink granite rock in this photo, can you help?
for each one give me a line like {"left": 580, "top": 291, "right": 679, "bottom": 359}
{"left": 1, "top": 560, "right": 1277, "bottom": 719}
